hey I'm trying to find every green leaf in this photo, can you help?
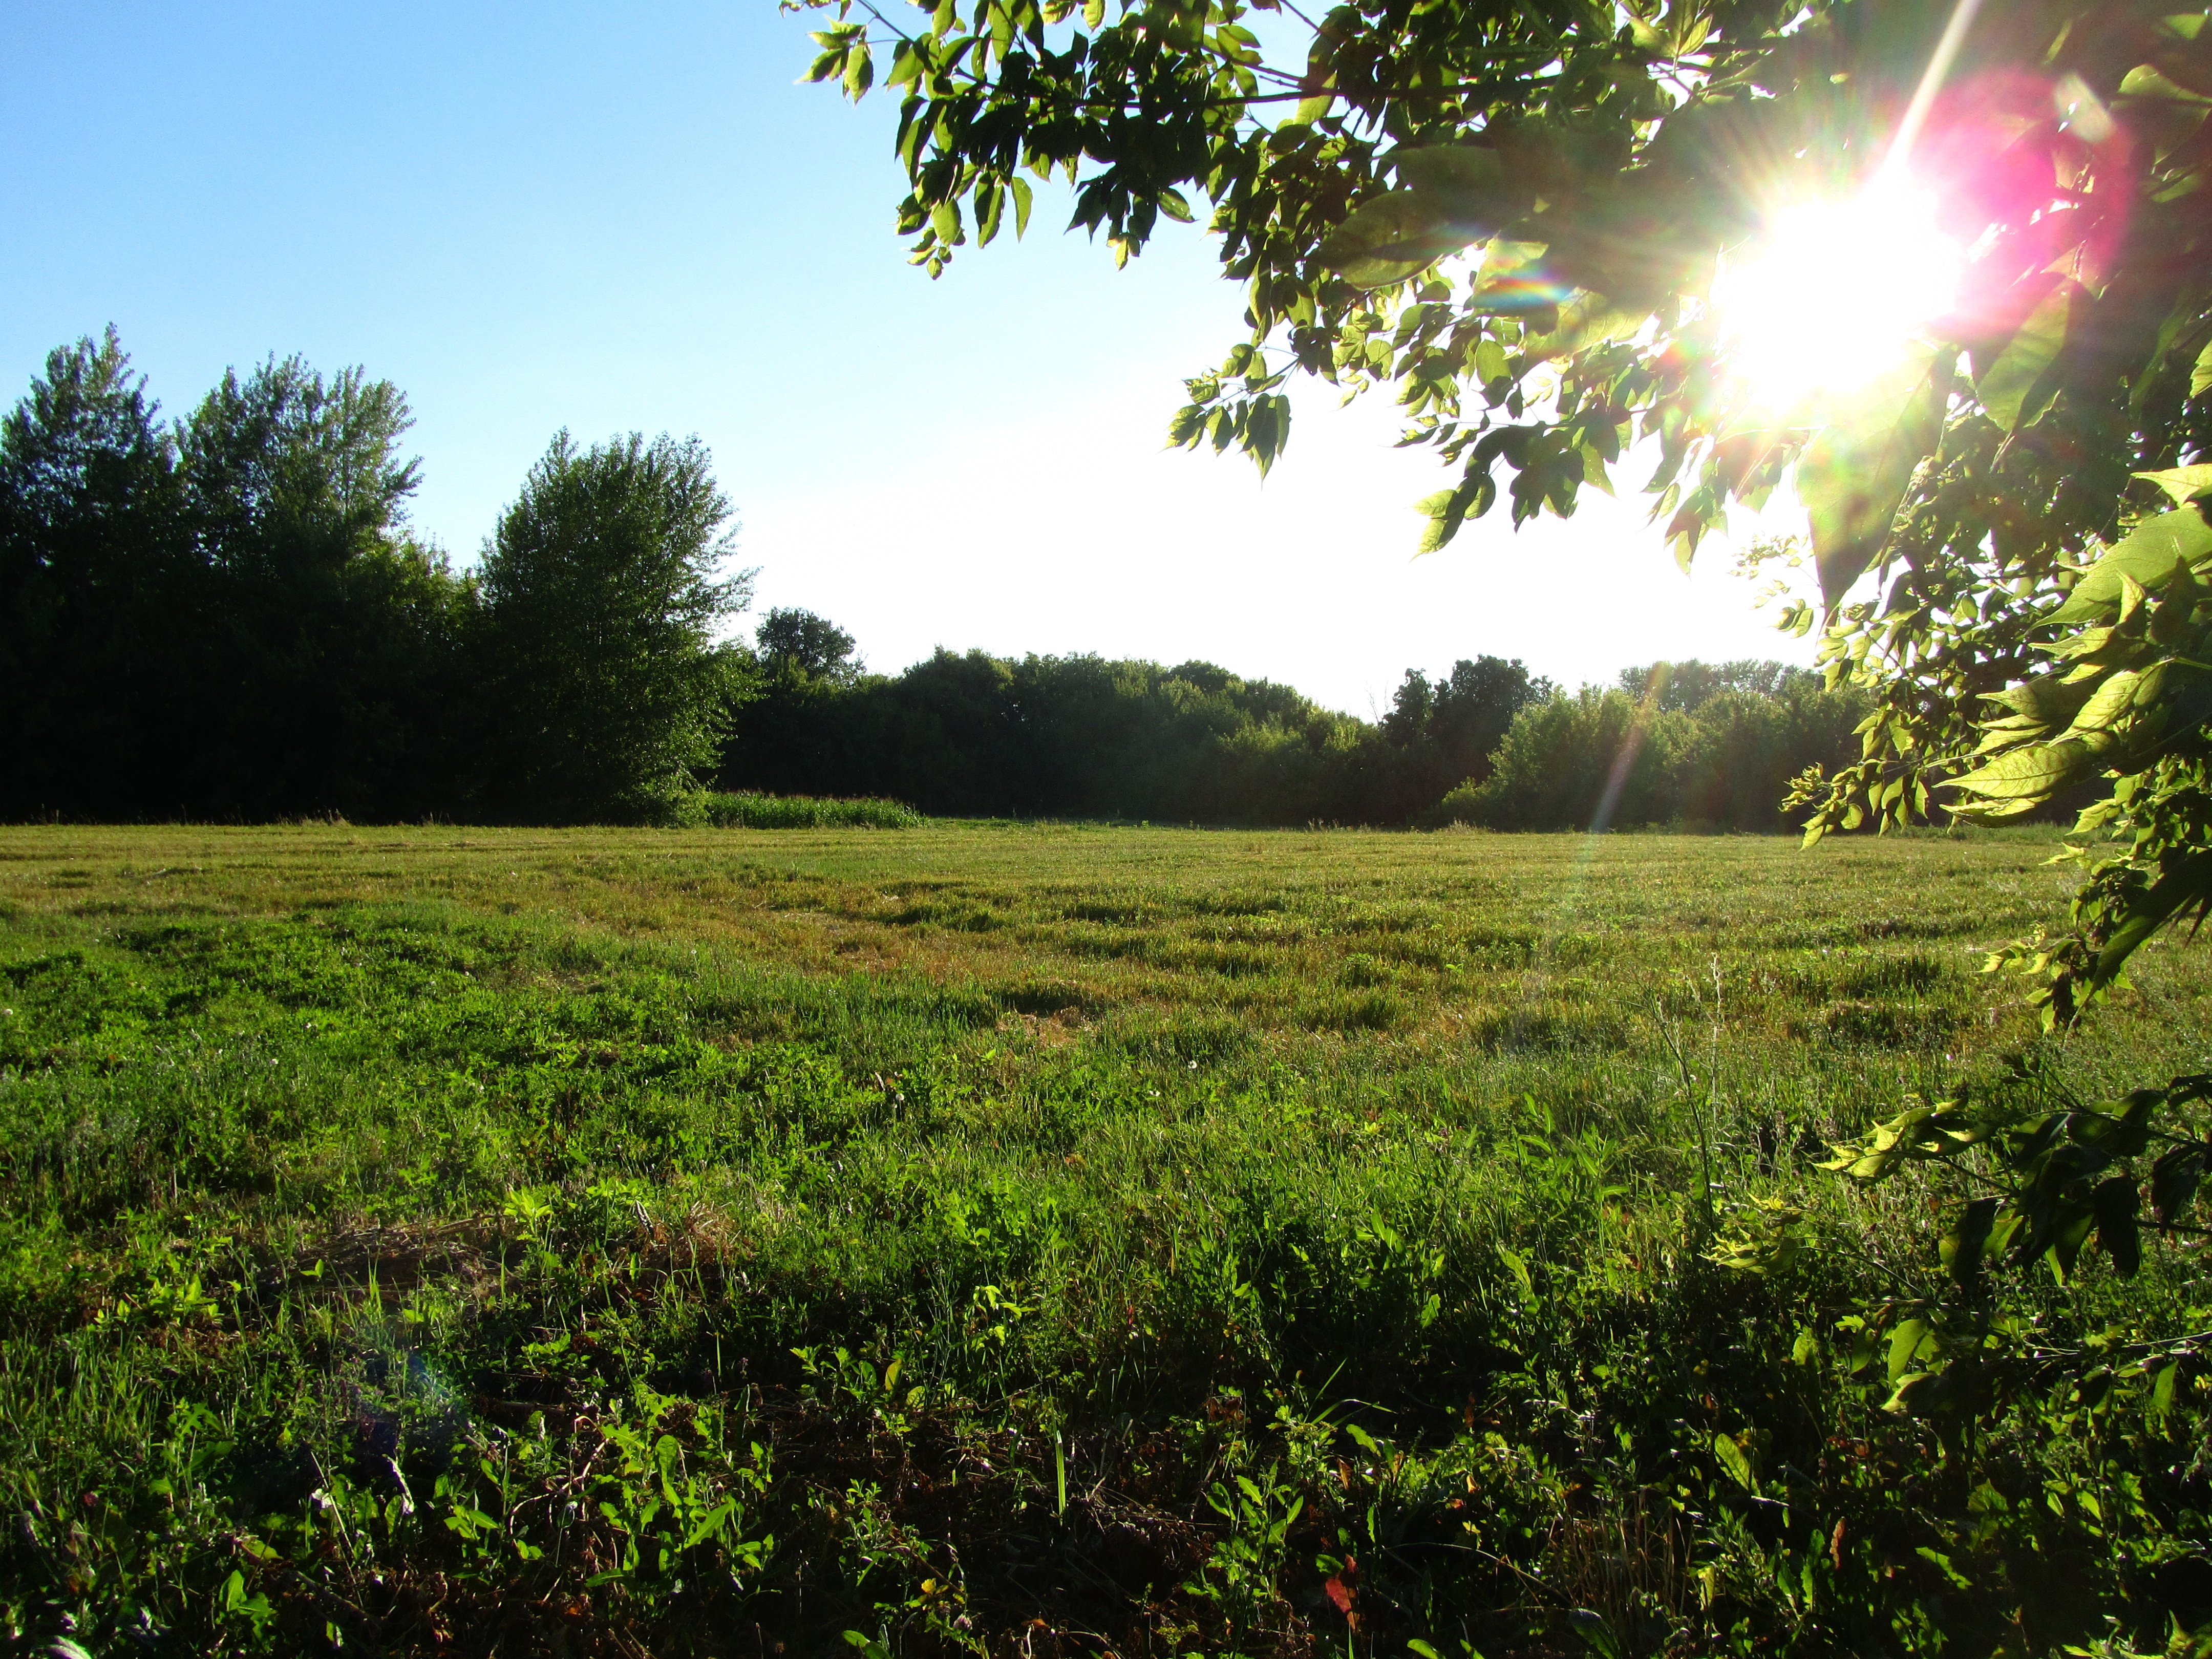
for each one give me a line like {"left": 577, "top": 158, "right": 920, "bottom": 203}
{"left": 1568, "top": 1607, "right": 1625, "bottom": 1659}
{"left": 1948, "top": 735, "right": 2109, "bottom": 808}
{"left": 1973, "top": 282, "right": 2071, "bottom": 432}
{"left": 2194, "top": 338, "right": 2212, "bottom": 400}
{"left": 1415, "top": 472, "right": 1496, "bottom": 553}
{"left": 2150, "top": 1142, "right": 2207, "bottom": 1225}
{"left": 2093, "top": 1176, "right": 2142, "bottom": 1275}
{"left": 1392, "top": 143, "right": 1523, "bottom": 222}
{"left": 842, "top": 40, "right": 875, "bottom": 99}
{"left": 1710, "top": 1431, "right": 1756, "bottom": 1491}
{"left": 1941, "top": 1197, "right": 2000, "bottom": 1287}
{"left": 2048, "top": 504, "right": 2212, "bottom": 623}
{"left": 2047, "top": 1197, "right": 2098, "bottom": 1281}
{"left": 2136, "top": 463, "right": 2212, "bottom": 505}
{"left": 1497, "top": 1242, "right": 1535, "bottom": 1297}
{"left": 1798, "top": 354, "right": 1949, "bottom": 607}
{"left": 1317, "top": 192, "right": 1482, "bottom": 290}
{"left": 1885, "top": 1316, "right": 1933, "bottom": 1383}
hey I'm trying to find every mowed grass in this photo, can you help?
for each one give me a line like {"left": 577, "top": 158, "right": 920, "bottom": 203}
{"left": 1, "top": 824, "right": 2207, "bottom": 1658}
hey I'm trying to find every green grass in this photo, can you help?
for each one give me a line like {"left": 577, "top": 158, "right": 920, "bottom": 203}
{"left": 0, "top": 823, "right": 2207, "bottom": 1657}
{"left": 698, "top": 792, "right": 926, "bottom": 829}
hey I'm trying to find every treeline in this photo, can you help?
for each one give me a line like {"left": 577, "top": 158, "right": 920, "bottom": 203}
{"left": 721, "top": 612, "right": 1868, "bottom": 832}
{"left": 726, "top": 613, "right": 1549, "bottom": 823}
{"left": 1421, "top": 662, "right": 1870, "bottom": 833}
{"left": 6, "top": 331, "right": 1865, "bottom": 831}
{"left": 2, "top": 332, "right": 746, "bottom": 824}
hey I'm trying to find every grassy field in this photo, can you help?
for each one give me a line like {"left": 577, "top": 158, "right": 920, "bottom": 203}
{"left": 1, "top": 824, "right": 2207, "bottom": 1657}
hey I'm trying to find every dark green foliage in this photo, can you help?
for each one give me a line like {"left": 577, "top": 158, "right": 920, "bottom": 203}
{"left": 0, "top": 331, "right": 195, "bottom": 820}
{"left": 755, "top": 605, "right": 860, "bottom": 682}
{"left": 1378, "top": 655, "right": 1554, "bottom": 818}
{"left": 179, "top": 355, "right": 473, "bottom": 820}
{"left": 698, "top": 791, "right": 924, "bottom": 828}
{"left": 724, "top": 642, "right": 1387, "bottom": 823}
{"left": 475, "top": 432, "right": 753, "bottom": 824}
{"left": 1428, "top": 670, "right": 1868, "bottom": 832}
{"left": 0, "top": 334, "right": 477, "bottom": 823}
{"left": 0, "top": 336, "right": 776, "bottom": 827}
{"left": 726, "top": 638, "right": 1845, "bottom": 831}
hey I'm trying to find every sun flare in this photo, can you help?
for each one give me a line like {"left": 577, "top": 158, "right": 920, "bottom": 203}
{"left": 1714, "top": 180, "right": 1968, "bottom": 411}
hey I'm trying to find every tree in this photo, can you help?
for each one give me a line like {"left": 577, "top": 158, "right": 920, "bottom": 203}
{"left": 1382, "top": 654, "right": 1548, "bottom": 813}
{"left": 179, "top": 355, "right": 470, "bottom": 818}
{"left": 478, "top": 432, "right": 752, "bottom": 823}
{"left": 0, "top": 329, "right": 194, "bottom": 820}
{"left": 756, "top": 606, "right": 862, "bottom": 683}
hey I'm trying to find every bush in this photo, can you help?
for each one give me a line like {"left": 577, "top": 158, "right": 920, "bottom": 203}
{"left": 697, "top": 791, "right": 924, "bottom": 829}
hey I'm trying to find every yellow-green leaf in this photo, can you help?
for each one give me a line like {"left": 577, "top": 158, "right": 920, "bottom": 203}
{"left": 1973, "top": 283, "right": 2071, "bottom": 432}
{"left": 2048, "top": 505, "right": 2212, "bottom": 623}
{"left": 1798, "top": 354, "right": 1948, "bottom": 607}
{"left": 2136, "top": 463, "right": 2212, "bottom": 505}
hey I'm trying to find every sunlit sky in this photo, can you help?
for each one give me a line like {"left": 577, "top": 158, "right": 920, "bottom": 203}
{"left": 3, "top": 1, "right": 1819, "bottom": 717}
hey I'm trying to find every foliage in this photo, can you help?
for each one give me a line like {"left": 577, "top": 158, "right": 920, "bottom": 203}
{"left": 0, "top": 330, "right": 195, "bottom": 822}
{"left": 0, "top": 338, "right": 771, "bottom": 828}
{"left": 477, "top": 431, "right": 755, "bottom": 824}
{"left": 722, "top": 637, "right": 1390, "bottom": 822}
{"left": 1423, "top": 667, "right": 1866, "bottom": 832}
{"left": 179, "top": 353, "right": 474, "bottom": 820}
{"left": 727, "top": 624, "right": 1830, "bottom": 829}
{"left": 756, "top": 605, "right": 863, "bottom": 683}
{"left": 699, "top": 791, "right": 927, "bottom": 828}
{"left": 2, "top": 823, "right": 2208, "bottom": 1654}
{"left": 1379, "top": 654, "right": 1553, "bottom": 815}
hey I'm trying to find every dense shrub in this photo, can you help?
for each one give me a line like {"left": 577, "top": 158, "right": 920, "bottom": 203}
{"left": 1422, "top": 669, "right": 1869, "bottom": 832}
{"left": 697, "top": 791, "right": 924, "bottom": 828}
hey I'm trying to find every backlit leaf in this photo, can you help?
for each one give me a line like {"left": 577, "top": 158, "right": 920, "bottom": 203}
{"left": 2049, "top": 505, "right": 2212, "bottom": 623}
{"left": 1799, "top": 354, "right": 1949, "bottom": 607}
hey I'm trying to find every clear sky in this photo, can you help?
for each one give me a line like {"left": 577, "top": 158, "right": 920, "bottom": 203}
{"left": 3, "top": 0, "right": 1817, "bottom": 716}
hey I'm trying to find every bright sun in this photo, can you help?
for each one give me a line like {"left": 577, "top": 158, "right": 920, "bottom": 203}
{"left": 1713, "top": 179, "right": 1969, "bottom": 411}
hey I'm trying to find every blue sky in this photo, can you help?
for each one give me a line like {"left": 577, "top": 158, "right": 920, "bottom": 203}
{"left": 3, "top": 1, "right": 1815, "bottom": 715}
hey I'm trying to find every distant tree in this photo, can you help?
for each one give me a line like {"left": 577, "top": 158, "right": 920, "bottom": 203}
{"left": 755, "top": 607, "right": 860, "bottom": 683}
{"left": 1377, "top": 655, "right": 1549, "bottom": 817}
{"left": 179, "top": 355, "right": 471, "bottom": 818}
{"left": 1616, "top": 658, "right": 1818, "bottom": 715}
{"left": 1428, "top": 656, "right": 1552, "bottom": 779}
{"left": 478, "top": 431, "right": 751, "bottom": 823}
{"left": 0, "top": 329, "right": 194, "bottom": 820}
{"left": 1380, "top": 670, "right": 1435, "bottom": 749}
{"left": 1430, "top": 674, "right": 1865, "bottom": 832}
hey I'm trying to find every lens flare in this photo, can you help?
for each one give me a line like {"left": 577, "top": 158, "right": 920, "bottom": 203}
{"left": 1713, "top": 179, "right": 1968, "bottom": 411}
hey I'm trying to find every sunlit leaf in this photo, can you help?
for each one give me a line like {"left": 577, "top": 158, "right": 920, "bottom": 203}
{"left": 1798, "top": 354, "right": 1949, "bottom": 607}
{"left": 2047, "top": 504, "right": 2212, "bottom": 623}
{"left": 1316, "top": 192, "right": 1479, "bottom": 290}
{"left": 1973, "top": 283, "right": 2072, "bottom": 432}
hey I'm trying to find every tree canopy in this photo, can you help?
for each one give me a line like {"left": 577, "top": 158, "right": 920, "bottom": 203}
{"left": 799, "top": 0, "right": 2212, "bottom": 1028}
{"left": 477, "top": 432, "right": 753, "bottom": 824}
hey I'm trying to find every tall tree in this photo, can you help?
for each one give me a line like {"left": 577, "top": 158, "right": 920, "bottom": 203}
{"left": 179, "top": 355, "right": 467, "bottom": 818}
{"left": 0, "top": 330, "right": 194, "bottom": 819}
{"left": 755, "top": 607, "right": 861, "bottom": 683}
{"left": 478, "top": 432, "right": 751, "bottom": 823}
